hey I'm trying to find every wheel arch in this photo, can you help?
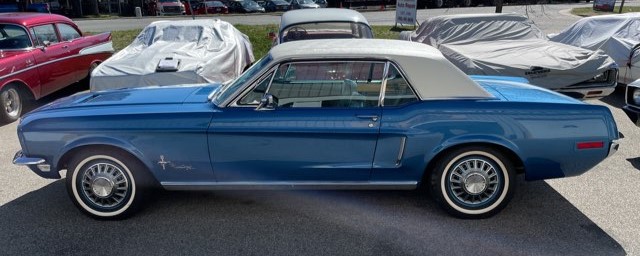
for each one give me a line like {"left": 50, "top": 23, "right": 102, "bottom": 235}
{"left": 1, "top": 79, "right": 36, "bottom": 101}
{"left": 55, "top": 138, "right": 158, "bottom": 185}
{"left": 420, "top": 139, "right": 525, "bottom": 186}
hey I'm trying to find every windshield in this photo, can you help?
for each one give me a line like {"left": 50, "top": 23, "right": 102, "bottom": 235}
{"left": 0, "top": 24, "right": 31, "bottom": 50}
{"left": 206, "top": 1, "right": 224, "bottom": 6}
{"left": 281, "top": 22, "right": 372, "bottom": 42}
{"left": 272, "top": 0, "right": 287, "bottom": 4}
{"left": 158, "top": 0, "right": 179, "bottom": 3}
{"left": 299, "top": 0, "right": 314, "bottom": 4}
{"left": 212, "top": 55, "right": 273, "bottom": 105}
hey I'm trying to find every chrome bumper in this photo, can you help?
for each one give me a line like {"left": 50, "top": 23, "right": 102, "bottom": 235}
{"left": 607, "top": 141, "right": 619, "bottom": 158}
{"left": 556, "top": 86, "right": 616, "bottom": 100}
{"left": 13, "top": 151, "right": 45, "bottom": 165}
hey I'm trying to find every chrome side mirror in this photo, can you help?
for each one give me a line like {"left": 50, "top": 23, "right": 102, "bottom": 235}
{"left": 256, "top": 93, "right": 278, "bottom": 111}
{"left": 42, "top": 40, "right": 51, "bottom": 47}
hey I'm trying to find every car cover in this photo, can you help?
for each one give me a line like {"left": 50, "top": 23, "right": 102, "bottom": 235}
{"left": 549, "top": 13, "right": 640, "bottom": 84}
{"left": 400, "top": 13, "right": 616, "bottom": 89}
{"left": 90, "top": 19, "right": 254, "bottom": 91}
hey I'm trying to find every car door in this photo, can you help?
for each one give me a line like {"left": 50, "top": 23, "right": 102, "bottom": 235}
{"left": 208, "top": 60, "right": 385, "bottom": 182}
{"left": 29, "top": 24, "right": 76, "bottom": 96}
{"left": 55, "top": 23, "right": 86, "bottom": 82}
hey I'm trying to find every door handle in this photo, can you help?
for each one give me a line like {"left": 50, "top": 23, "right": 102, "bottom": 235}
{"left": 356, "top": 115, "right": 379, "bottom": 122}
{"left": 62, "top": 45, "right": 69, "bottom": 49}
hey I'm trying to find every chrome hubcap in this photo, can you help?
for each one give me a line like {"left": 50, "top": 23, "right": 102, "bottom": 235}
{"left": 1, "top": 88, "right": 20, "bottom": 117}
{"left": 81, "top": 163, "right": 129, "bottom": 208}
{"left": 448, "top": 158, "right": 500, "bottom": 205}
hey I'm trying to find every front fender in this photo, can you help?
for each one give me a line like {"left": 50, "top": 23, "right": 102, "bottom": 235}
{"left": 54, "top": 136, "right": 153, "bottom": 174}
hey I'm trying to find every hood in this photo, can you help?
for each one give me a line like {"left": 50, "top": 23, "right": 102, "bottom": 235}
{"left": 439, "top": 39, "right": 617, "bottom": 90}
{"left": 299, "top": 3, "right": 318, "bottom": 7}
{"left": 472, "top": 76, "right": 582, "bottom": 104}
{"left": 31, "top": 84, "right": 221, "bottom": 113}
{"left": 159, "top": 2, "right": 182, "bottom": 6}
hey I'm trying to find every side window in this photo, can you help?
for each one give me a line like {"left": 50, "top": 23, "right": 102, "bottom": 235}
{"left": 57, "top": 23, "right": 81, "bottom": 41}
{"left": 239, "top": 71, "right": 273, "bottom": 105}
{"left": 266, "top": 61, "right": 384, "bottom": 108}
{"left": 30, "top": 24, "right": 59, "bottom": 46}
{"left": 383, "top": 64, "right": 418, "bottom": 107}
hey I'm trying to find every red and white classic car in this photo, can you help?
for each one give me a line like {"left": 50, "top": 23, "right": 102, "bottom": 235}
{"left": 0, "top": 13, "right": 113, "bottom": 123}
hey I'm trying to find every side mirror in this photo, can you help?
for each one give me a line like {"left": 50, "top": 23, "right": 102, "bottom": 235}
{"left": 256, "top": 93, "right": 278, "bottom": 111}
{"left": 42, "top": 40, "right": 51, "bottom": 47}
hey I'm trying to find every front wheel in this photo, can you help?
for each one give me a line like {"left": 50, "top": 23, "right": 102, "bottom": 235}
{"left": 0, "top": 84, "right": 24, "bottom": 123}
{"left": 430, "top": 146, "right": 516, "bottom": 219}
{"left": 66, "top": 149, "right": 152, "bottom": 220}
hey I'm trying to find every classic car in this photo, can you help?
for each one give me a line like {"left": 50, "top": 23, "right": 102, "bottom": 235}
{"left": 549, "top": 13, "right": 640, "bottom": 85}
{"left": 155, "top": 0, "right": 186, "bottom": 15}
{"left": 13, "top": 39, "right": 620, "bottom": 220}
{"left": 623, "top": 79, "right": 640, "bottom": 126}
{"left": 399, "top": 13, "right": 619, "bottom": 99}
{"left": 185, "top": 0, "right": 229, "bottom": 14}
{"left": 265, "top": 0, "right": 290, "bottom": 12}
{"left": 0, "top": 13, "right": 113, "bottom": 123}
{"left": 273, "top": 8, "right": 372, "bottom": 45}
{"left": 90, "top": 19, "right": 254, "bottom": 91}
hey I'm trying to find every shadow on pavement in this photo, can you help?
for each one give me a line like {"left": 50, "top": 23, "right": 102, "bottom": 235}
{"left": 599, "top": 86, "right": 626, "bottom": 109}
{"left": 0, "top": 177, "right": 625, "bottom": 255}
{"left": 627, "top": 157, "right": 640, "bottom": 171}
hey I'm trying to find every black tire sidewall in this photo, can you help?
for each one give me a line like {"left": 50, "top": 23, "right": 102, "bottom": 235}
{"left": 0, "top": 85, "right": 23, "bottom": 123}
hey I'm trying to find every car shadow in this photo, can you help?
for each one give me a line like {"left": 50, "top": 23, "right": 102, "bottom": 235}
{"left": 627, "top": 157, "right": 640, "bottom": 171}
{"left": 599, "top": 85, "right": 626, "bottom": 109}
{"left": 0, "top": 177, "right": 625, "bottom": 255}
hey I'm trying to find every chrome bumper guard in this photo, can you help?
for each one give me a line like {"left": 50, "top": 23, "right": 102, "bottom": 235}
{"left": 13, "top": 151, "right": 46, "bottom": 166}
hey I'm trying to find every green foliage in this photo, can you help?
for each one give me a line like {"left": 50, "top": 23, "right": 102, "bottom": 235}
{"left": 108, "top": 25, "right": 409, "bottom": 59}
{"left": 571, "top": 6, "right": 640, "bottom": 16}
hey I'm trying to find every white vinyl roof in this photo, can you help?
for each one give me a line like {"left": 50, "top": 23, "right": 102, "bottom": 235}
{"left": 279, "top": 8, "right": 370, "bottom": 31}
{"left": 269, "top": 39, "right": 493, "bottom": 99}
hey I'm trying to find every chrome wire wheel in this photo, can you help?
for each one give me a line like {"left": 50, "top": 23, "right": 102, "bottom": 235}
{"left": 447, "top": 157, "right": 501, "bottom": 206}
{"left": 80, "top": 162, "right": 130, "bottom": 209}
{"left": 1, "top": 87, "right": 21, "bottom": 118}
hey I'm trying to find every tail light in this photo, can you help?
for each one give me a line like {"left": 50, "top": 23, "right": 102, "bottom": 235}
{"left": 576, "top": 141, "right": 604, "bottom": 150}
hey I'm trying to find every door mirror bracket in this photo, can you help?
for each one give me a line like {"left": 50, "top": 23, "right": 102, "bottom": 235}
{"left": 256, "top": 94, "right": 278, "bottom": 111}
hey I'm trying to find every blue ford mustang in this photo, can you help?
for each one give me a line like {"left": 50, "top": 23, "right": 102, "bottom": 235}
{"left": 13, "top": 39, "right": 620, "bottom": 219}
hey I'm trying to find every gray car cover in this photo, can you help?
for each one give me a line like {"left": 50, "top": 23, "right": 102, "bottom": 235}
{"left": 400, "top": 13, "right": 616, "bottom": 89}
{"left": 549, "top": 13, "right": 640, "bottom": 84}
{"left": 90, "top": 19, "right": 254, "bottom": 91}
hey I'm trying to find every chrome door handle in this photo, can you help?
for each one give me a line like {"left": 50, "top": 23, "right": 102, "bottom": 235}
{"left": 356, "top": 115, "right": 379, "bottom": 122}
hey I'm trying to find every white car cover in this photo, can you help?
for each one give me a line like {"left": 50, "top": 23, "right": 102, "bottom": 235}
{"left": 549, "top": 13, "right": 640, "bottom": 84}
{"left": 400, "top": 14, "right": 616, "bottom": 90}
{"left": 91, "top": 19, "right": 254, "bottom": 91}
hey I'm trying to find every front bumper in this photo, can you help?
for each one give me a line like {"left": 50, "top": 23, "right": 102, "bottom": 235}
{"left": 556, "top": 85, "right": 616, "bottom": 100}
{"left": 13, "top": 151, "right": 59, "bottom": 179}
{"left": 623, "top": 105, "right": 640, "bottom": 127}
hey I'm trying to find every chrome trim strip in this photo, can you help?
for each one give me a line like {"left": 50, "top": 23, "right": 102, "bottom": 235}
{"left": 378, "top": 61, "right": 390, "bottom": 107}
{"left": 161, "top": 181, "right": 418, "bottom": 190}
{"left": 12, "top": 151, "right": 46, "bottom": 165}
{"left": 396, "top": 137, "right": 406, "bottom": 166}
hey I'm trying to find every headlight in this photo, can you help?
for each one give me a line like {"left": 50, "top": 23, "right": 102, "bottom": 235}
{"left": 633, "top": 87, "right": 640, "bottom": 105}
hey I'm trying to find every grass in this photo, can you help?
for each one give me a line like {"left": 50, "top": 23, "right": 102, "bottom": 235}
{"left": 571, "top": 6, "right": 640, "bottom": 16}
{"left": 108, "top": 24, "right": 413, "bottom": 59}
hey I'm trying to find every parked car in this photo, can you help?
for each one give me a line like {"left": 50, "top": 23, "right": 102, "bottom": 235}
{"left": 90, "top": 19, "right": 254, "bottom": 91}
{"left": 225, "top": 0, "right": 265, "bottom": 12}
{"left": 187, "top": 0, "right": 229, "bottom": 14}
{"left": 400, "top": 13, "right": 618, "bottom": 99}
{"left": 550, "top": 13, "right": 640, "bottom": 85}
{"left": 273, "top": 8, "right": 372, "bottom": 45}
{"left": 27, "top": 3, "right": 51, "bottom": 13}
{"left": 13, "top": 39, "right": 620, "bottom": 219}
{"left": 0, "top": 3, "right": 19, "bottom": 13}
{"left": 624, "top": 79, "right": 640, "bottom": 127}
{"left": 313, "top": 0, "right": 327, "bottom": 7}
{"left": 265, "top": 0, "right": 290, "bottom": 12}
{"left": 291, "top": 0, "right": 319, "bottom": 9}
{"left": 155, "top": 0, "right": 186, "bottom": 15}
{"left": 0, "top": 13, "right": 113, "bottom": 123}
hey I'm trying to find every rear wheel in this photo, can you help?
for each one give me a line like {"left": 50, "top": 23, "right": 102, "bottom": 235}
{"left": 430, "top": 146, "right": 516, "bottom": 219}
{"left": 66, "top": 148, "right": 153, "bottom": 220}
{"left": 0, "top": 84, "right": 24, "bottom": 123}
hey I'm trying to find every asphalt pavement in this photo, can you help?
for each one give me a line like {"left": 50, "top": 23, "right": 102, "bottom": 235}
{"left": 1, "top": 4, "right": 640, "bottom": 256}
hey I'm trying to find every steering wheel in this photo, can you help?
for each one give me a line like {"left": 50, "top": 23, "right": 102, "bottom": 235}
{"left": 286, "top": 26, "right": 307, "bottom": 41}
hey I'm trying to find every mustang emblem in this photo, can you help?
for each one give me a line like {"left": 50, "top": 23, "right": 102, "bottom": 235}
{"left": 158, "top": 155, "right": 171, "bottom": 170}
{"left": 158, "top": 155, "right": 194, "bottom": 171}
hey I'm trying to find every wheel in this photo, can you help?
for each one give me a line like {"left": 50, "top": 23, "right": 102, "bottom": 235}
{"left": 461, "top": 0, "right": 472, "bottom": 7}
{"left": 66, "top": 148, "right": 153, "bottom": 220}
{"left": 0, "top": 84, "right": 24, "bottom": 123}
{"left": 429, "top": 146, "right": 516, "bottom": 219}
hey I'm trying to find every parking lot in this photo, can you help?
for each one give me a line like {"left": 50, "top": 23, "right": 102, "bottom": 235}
{"left": 2, "top": 4, "right": 640, "bottom": 255}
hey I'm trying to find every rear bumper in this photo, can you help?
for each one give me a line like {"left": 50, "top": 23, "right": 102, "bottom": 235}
{"left": 556, "top": 85, "right": 616, "bottom": 100}
{"left": 608, "top": 141, "right": 619, "bottom": 158}
{"left": 623, "top": 105, "right": 640, "bottom": 127}
{"left": 13, "top": 151, "right": 59, "bottom": 179}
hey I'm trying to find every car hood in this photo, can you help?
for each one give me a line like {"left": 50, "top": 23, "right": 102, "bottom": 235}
{"left": 31, "top": 84, "right": 222, "bottom": 113}
{"left": 471, "top": 76, "right": 582, "bottom": 104}
{"left": 439, "top": 39, "right": 617, "bottom": 90}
